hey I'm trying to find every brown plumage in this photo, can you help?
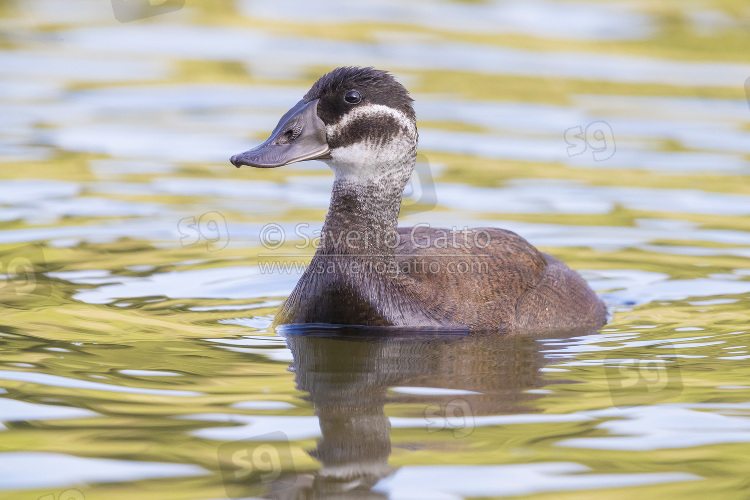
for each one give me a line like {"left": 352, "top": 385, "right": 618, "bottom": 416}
{"left": 231, "top": 67, "right": 607, "bottom": 332}
{"left": 274, "top": 226, "right": 606, "bottom": 331}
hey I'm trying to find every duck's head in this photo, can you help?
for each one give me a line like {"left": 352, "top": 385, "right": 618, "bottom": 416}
{"left": 231, "top": 67, "right": 417, "bottom": 186}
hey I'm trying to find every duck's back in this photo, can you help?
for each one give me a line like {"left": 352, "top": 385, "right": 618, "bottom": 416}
{"left": 394, "top": 226, "right": 606, "bottom": 331}
{"left": 273, "top": 226, "right": 605, "bottom": 331}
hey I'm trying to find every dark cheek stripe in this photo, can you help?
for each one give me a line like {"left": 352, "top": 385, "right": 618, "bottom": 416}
{"left": 328, "top": 115, "right": 411, "bottom": 149}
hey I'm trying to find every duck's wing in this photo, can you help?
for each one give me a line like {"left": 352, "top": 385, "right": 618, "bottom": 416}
{"left": 394, "top": 226, "right": 547, "bottom": 330}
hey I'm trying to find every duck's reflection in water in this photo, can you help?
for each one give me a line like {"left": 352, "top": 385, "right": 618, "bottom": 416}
{"left": 260, "top": 325, "right": 596, "bottom": 499}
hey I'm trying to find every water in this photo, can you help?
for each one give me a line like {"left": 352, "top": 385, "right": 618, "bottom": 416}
{"left": 1, "top": 0, "right": 750, "bottom": 498}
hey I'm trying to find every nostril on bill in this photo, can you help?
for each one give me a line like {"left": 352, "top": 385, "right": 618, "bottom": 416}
{"left": 276, "top": 124, "right": 302, "bottom": 144}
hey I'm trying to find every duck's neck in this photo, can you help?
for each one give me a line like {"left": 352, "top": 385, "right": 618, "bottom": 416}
{"left": 319, "top": 178, "right": 404, "bottom": 257}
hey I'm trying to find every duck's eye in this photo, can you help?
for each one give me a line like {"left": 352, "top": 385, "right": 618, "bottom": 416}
{"left": 344, "top": 90, "right": 361, "bottom": 104}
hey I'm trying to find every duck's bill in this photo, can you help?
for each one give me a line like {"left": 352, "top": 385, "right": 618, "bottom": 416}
{"left": 230, "top": 99, "right": 330, "bottom": 168}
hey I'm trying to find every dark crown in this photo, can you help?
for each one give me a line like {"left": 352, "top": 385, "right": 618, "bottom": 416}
{"left": 303, "top": 67, "right": 416, "bottom": 124}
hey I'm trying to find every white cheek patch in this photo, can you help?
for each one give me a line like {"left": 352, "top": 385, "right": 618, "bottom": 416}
{"left": 328, "top": 142, "right": 377, "bottom": 177}
{"left": 327, "top": 135, "right": 415, "bottom": 183}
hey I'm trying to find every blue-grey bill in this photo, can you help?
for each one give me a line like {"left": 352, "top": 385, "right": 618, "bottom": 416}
{"left": 230, "top": 99, "right": 329, "bottom": 168}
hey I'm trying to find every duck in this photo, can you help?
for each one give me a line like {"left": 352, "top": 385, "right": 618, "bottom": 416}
{"left": 230, "top": 66, "right": 607, "bottom": 332}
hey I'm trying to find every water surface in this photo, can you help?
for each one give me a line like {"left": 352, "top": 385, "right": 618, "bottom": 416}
{"left": 1, "top": 0, "right": 750, "bottom": 498}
